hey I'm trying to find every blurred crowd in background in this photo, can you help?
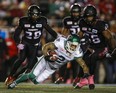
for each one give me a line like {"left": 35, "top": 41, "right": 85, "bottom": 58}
{"left": 0, "top": 0, "right": 116, "bottom": 84}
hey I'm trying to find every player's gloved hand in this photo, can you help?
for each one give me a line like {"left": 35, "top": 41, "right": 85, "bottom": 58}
{"left": 88, "top": 48, "right": 95, "bottom": 56}
{"left": 105, "top": 52, "right": 112, "bottom": 58}
{"left": 99, "top": 47, "right": 108, "bottom": 58}
{"left": 105, "top": 48, "right": 116, "bottom": 58}
{"left": 17, "top": 43, "right": 24, "bottom": 50}
{"left": 110, "top": 48, "right": 116, "bottom": 56}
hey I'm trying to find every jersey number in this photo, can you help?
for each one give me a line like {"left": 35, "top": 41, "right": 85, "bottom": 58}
{"left": 91, "top": 35, "right": 100, "bottom": 44}
{"left": 70, "top": 28, "right": 80, "bottom": 35}
{"left": 56, "top": 55, "right": 65, "bottom": 63}
{"left": 26, "top": 31, "right": 41, "bottom": 39}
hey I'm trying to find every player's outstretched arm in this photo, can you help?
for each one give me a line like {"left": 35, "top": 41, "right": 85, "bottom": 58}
{"left": 103, "top": 30, "right": 116, "bottom": 50}
{"left": 44, "top": 23, "right": 58, "bottom": 39}
{"left": 76, "top": 57, "right": 89, "bottom": 74}
{"left": 78, "top": 31, "right": 84, "bottom": 39}
{"left": 14, "top": 19, "right": 23, "bottom": 44}
{"left": 61, "top": 27, "right": 70, "bottom": 37}
{"left": 42, "top": 42, "right": 57, "bottom": 56}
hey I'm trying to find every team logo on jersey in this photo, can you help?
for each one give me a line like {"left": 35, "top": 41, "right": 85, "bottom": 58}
{"left": 67, "top": 21, "right": 72, "bottom": 25}
{"left": 24, "top": 24, "right": 30, "bottom": 27}
{"left": 36, "top": 24, "right": 42, "bottom": 28}
{"left": 82, "top": 27, "right": 87, "bottom": 31}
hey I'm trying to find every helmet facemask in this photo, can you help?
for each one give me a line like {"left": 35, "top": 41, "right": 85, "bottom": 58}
{"left": 70, "top": 3, "right": 81, "bottom": 20}
{"left": 71, "top": 11, "right": 81, "bottom": 20}
{"left": 66, "top": 41, "right": 79, "bottom": 53}
{"left": 65, "top": 35, "right": 80, "bottom": 53}
{"left": 83, "top": 5, "right": 97, "bottom": 25}
{"left": 85, "top": 15, "right": 95, "bottom": 25}
{"left": 30, "top": 10, "right": 40, "bottom": 20}
{"left": 28, "top": 5, "right": 41, "bottom": 21}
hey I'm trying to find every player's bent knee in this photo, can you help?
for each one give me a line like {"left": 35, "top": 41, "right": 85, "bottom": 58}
{"left": 28, "top": 73, "right": 36, "bottom": 81}
{"left": 32, "top": 79, "right": 39, "bottom": 84}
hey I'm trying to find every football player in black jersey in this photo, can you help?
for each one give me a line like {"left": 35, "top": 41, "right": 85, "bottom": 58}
{"left": 74, "top": 5, "right": 116, "bottom": 89}
{"left": 5, "top": 5, "right": 57, "bottom": 85}
{"left": 61, "top": 3, "right": 81, "bottom": 37}
{"left": 55, "top": 3, "right": 89, "bottom": 84}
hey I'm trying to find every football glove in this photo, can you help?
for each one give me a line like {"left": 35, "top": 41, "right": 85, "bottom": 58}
{"left": 17, "top": 43, "right": 24, "bottom": 50}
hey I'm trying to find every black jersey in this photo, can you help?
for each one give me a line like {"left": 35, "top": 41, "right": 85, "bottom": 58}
{"left": 63, "top": 16, "right": 80, "bottom": 35}
{"left": 14, "top": 16, "right": 57, "bottom": 44}
{"left": 79, "top": 19, "right": 109, "bottom": 49}
{"left": 63, "top": 16, "right": 89, "bottom": 52}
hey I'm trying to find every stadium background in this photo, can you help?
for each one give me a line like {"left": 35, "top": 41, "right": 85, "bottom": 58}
{"left": 0, "top": 0, "right": 116, "bottom": 84}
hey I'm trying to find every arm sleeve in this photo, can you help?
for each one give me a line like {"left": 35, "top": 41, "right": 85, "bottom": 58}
{"left": 63, "top": 18, "right": 70, "bottom": 29}
{"left": 43, "top": 18, "right": 57, "bottom": 39}
{"left": 100, "top": 21, "right": 109, "bottom": 32}
{"left": 42, "top": 42, "right": 56, "bottom": 56}
{"left": 79, "top": 19, "right": 84, "bottom": 33}
{"left": 43, "top": 18, "right": 57, "bottom": 38}
{"left": 13, "top": 18, "right": 23, "bottom": 44}
{"left": 63, "top": 18, "right": 67, "bottom": 28}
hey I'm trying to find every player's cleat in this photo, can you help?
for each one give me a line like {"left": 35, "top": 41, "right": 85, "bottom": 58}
{"left": 89, "top": 84, "right": 95, "bottom": 90}
{"left": 74, "top": 78, "right": 88, "bottom": 89}
{"left": 88, "top": 75, "right": 95, "bottom": 90}
{"left": 72, "top": 77, "right": 80, "bottom": 86}
{"left": 5, "top": 76, "right": 15, "bottom": 86}
{"left": 54, "top": 77, "right": 64, "bottom": 84}
{"left": 8, "top": 81, "right": 17, "bottom": 89}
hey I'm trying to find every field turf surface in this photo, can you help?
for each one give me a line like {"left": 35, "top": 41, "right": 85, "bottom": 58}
{"left": 0, "top": 83, "right": 116, "bottom": 93}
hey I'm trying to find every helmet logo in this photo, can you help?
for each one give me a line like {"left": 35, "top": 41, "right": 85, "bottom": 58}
{"left": 65, "top": 35, "right": 80, "bottom": 53}
{"left": 36, "top": 24, "right": 42, "bottom": 28}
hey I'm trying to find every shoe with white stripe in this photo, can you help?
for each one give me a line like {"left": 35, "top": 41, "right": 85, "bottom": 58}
{"left": 8, "top": 81, "right": 17, "bottom": 89}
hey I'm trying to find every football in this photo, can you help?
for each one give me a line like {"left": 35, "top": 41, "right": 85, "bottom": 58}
{"left": 47, "top": 50, "right": 57, "bottom": 56}
{"left": 47, "top": 50, "right": 58, "bottom": 61}
{"left": 49, "top": 54, "right": 58, "bottom": 61}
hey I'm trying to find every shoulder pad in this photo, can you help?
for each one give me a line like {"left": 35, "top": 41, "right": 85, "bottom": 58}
{"left": 63, "top": 16, "right": 71, "bottom": 21}
{"left": 40, "top": 16, "right": 47, "bottom": 23}
{"left": 97, "top": 20, "right": 109, "bottom": 26}
{"left": 64, "top": 16, "right": 71, "bottom": 20}
{"left": 40, "top": 16, "right": 47, "bottom": 20}
{"left": 20, "top": 16, "right": 28, "bottom": 21}
{"left": 19, "top": 16, "right": 28, "bottom": 24}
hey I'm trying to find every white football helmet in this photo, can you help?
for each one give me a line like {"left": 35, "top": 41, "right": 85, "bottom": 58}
{"left": 65, "top": 35, "right": 80, "bottom": 53}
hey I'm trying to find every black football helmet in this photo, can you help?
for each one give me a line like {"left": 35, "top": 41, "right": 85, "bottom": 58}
{"left": 83, "top": 5, "right": 97, "bottom": 24}
{"left": 28, "top": 5, "right": 41, "bottom": 20}
{"left": 70, "top": 3, "right": 81, "bottom": 20}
